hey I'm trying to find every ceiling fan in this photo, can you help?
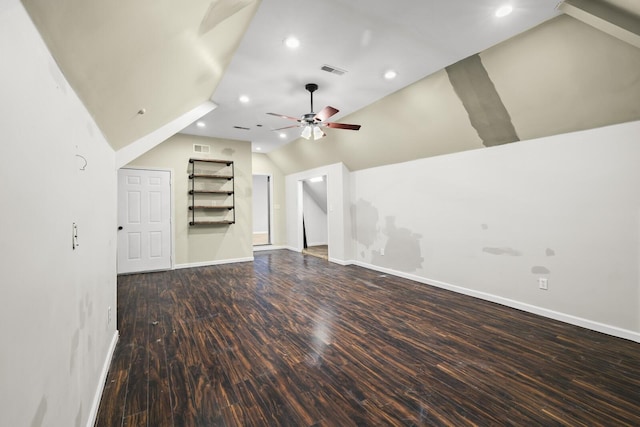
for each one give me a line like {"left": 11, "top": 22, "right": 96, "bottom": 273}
{"left": 267, "top": 83, "right": 361, "bottom": 141}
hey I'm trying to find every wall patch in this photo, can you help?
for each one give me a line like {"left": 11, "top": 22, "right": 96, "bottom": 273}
{"left": 446, "top": 54, "right": 520, "bottom": 147}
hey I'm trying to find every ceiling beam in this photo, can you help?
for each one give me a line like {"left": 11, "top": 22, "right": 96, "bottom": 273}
{"left": 558, "top": 0, "right": 640, "bottom": 49}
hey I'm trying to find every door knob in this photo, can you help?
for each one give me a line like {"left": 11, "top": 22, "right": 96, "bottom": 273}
{"left": 118, "top": 226, "right": 123, "bottom": 231}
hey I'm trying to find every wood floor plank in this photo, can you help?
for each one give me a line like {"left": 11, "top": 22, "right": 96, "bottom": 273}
{"left": 96, "top": 250, "right": 640, "bottom": 426}
{"left": 147, "top": 335, "right": 173, "bottom": 427}
{"left": 94, "top": 368, "right": 128, "bottom": 427}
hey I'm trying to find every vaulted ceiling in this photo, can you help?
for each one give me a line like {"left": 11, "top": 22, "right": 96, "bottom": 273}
{"left": 20, "top": 0, "right": 640, "bottom": 159}
{"left": 21, "top": 0, "right": 261, "bottom": 151}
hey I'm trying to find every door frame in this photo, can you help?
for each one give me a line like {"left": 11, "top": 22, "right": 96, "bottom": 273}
{"left": 117, "top": 167, "right": 175, "bottom": 273}
{"left": 300, "top": 175, "right": 328, "bottom": 249}
{"left": 253, "top": 173, "right": 274, "bottom": 247}
{"left": 285, "top": 163, "right": 352, "bottom": 263}
{"left": 297, "top": 174, "right": 330, "bottom": 253}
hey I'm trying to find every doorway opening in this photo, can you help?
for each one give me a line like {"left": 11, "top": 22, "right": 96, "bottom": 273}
{"left": 301, "top": 175, "right": 328, "bottom": 260}
{"left": 252, "top": 174, "right": 272, "bottom": 246}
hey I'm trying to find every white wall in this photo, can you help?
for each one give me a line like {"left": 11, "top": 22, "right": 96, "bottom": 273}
{"left": 350, "top": 121, "right": 640, "bottom": 341}
{"left": 302, "top": 180, "right": 328, "bottom": 246}
{"left": 0, "top": 2, "right": 118, "bottom": 427}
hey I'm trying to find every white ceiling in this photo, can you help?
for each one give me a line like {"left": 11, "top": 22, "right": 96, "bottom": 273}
{"left": 180, "top": 0, "right": 561, "bottom": 152}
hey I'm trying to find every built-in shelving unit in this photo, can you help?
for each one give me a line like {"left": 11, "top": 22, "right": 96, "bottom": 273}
{"left": 188, "top": 158, "right": 234, "bottom": 226}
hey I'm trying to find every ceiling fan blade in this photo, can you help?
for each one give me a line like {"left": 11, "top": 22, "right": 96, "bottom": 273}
{"left": 326, "top": 122, "right": 361, "bottom": 131}
{"left": 267, "top": 112, "right": 300, "bottom": 122}
{"left": 315, "top": 106, "right": 339, "bottom": 122}
{"left": 273, "top": 124, "right": 303, "bottom": 131}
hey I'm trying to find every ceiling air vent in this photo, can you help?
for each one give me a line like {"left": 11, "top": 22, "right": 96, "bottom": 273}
{"left": 193, "top": 144, "right": 210, "bottom": 154}
{"left": 233, "top": 126, "right": 251, "bottom": 130}
{"left": 321, "top": 64, "right": 347, "bottom": 76}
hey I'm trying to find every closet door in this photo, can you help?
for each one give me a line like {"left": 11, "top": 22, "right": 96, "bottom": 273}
{"left": 117, "top": 168, "right": 171, "bottom": 274}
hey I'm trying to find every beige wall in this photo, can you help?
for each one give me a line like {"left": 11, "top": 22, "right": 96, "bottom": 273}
{"left": 267, "top": 15, "right": 640, "bottom": 175}
{"left": 127, "top": 134, "right": 253, "bottom": 266}
{"left": 252, "top": 153, "right": 287, "bottom": 246}
{"left": 482, "top": 15, "right": 640, "bottom": 140}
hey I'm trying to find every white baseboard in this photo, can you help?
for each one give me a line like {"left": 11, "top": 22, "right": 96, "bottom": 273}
{"left": 285, "top": 246, "right": 301, "bottom": 253}
{"left": 353, "top": 260, "right": 640, "bottom": 344}
{"left": 86, "top": 330, "right": 119, "bottom": 427}
{"left": 174, "top": 257, "right": 254, "bottom": 270}
{"left": 253, "top": 245, "right": 286, "bottom": 252}
{"left": 328, "top": 257, "right": 353, "bottom": 266}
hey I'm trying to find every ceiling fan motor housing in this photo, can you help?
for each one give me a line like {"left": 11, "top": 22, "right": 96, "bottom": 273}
{"left": 267, "top": 82, "right": 361, "bottom": 134}
{"left": 302, "top": 112, "right": 317, "bottom": 124}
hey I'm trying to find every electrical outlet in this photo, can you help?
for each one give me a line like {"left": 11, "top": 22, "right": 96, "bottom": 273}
{"left": 108, "top": 306, "right": 112, "bottom": 326}
{"left": 538, "top": 278, "right": 548, "bottom": 290}
{"left": 380, "top": 247, "right": 385, "bottom": 256}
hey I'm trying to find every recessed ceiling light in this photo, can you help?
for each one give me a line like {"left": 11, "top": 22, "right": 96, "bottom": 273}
{"left": 256, "top": 147, "right": 262, "bottom": 151}
{"left": 495, "top": 4, "right": 513, "bottom": 17}
{"left": 196, "top": 121, "right": 205, "bottom": 128}
{"left": 279, "top": 133, "right": 287, "bottom": 139}
{"left": 384, "top": 70, "right": 398, "bottom": 80}
{"left": 239, "top": 95, "right": 250, "bottom": 104}
{"left": 284, "top": 36, "right": 300, "bottom": 49}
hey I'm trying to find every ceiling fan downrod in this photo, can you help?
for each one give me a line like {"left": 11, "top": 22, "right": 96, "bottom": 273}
{"left": 305, "top": 83, "right": 318, "bottom": 113}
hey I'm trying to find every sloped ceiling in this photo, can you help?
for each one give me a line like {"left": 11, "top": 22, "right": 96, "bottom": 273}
{"left": 268, "top": 14, "right": 640, "bottom": 174}
{"left": 20, "top": 0, "right": 261, "bottom": 151}
{"left": 19, "top": 0, "right": 640, "bottom": 165}
{"left": 181, "top": 0, "right": 562, "bottom": 153}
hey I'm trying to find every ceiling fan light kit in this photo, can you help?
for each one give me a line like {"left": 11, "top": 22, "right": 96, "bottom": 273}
{"left": 268, "top": 83, "right": 361, "bottom": 141}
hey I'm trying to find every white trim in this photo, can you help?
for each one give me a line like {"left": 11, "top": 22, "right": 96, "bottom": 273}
{"left": 253, "top": 245, "right": 287, "bottom": 252}
{"left": 115, "top": 101, "right": 217, "bottom": 169}
{"left": 285, "top": 246, "right": 301, "bottom": 253}
{"left": 328, "top": 257, "right": 353, "bottom": 266}
{"left": 174, "top": 257, "right": 254, "bottom": 270}
{"left": 86, "top": 330, "right": 119, "bottom": 427}
{"left": 353, "top": 260, "right": 640, "bottom": 344}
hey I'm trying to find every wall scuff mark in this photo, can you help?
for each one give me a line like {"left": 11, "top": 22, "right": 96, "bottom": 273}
{"left": 532, "top": 266, "right": 551, "bottom": 274}
{"left": 482, "top": 247, "right": 522, "bottom": 256}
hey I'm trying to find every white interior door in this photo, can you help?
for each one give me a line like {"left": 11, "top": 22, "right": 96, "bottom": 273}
{"left": 117, "top": 168, "right": 171, "bottom": 274}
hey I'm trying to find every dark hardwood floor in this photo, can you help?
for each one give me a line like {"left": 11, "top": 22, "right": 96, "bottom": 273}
{"left": 302, "top": 245, "right": 328, "bottom": 260}
{"left": 96, "top": 250, "right": 640, "bottom": 426}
